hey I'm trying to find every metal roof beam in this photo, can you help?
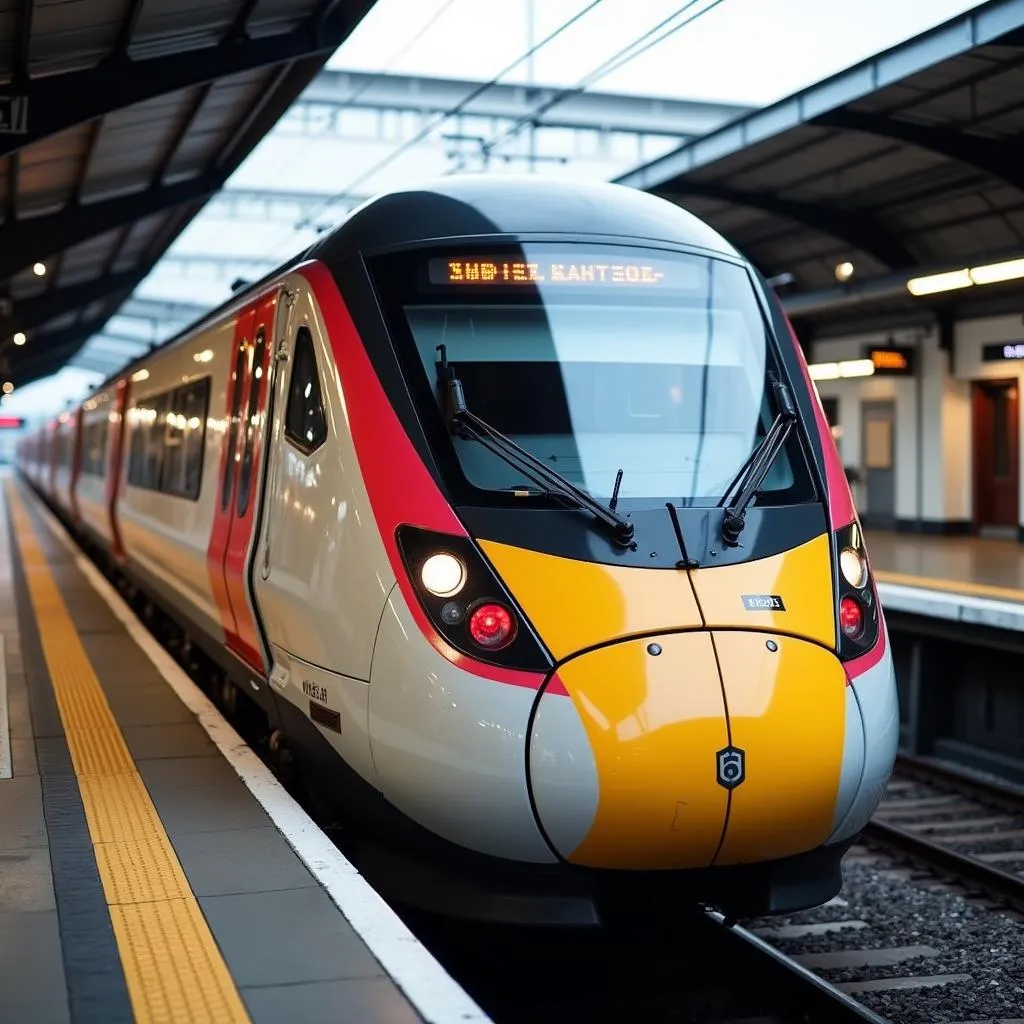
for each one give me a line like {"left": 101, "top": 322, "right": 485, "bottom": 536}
{"left": 661, "top": 183, "right": 916, "bottom": 269}
{"left": 813, "top": 109, "right": 1024, "bottom": 190}
{"left": 0, "top": 7, "right": 367, "bottom": 159}
{"left": 0, "top": 269, "right": 145, "bottom": 339}
{"left": 0, "top": 174, "right": 221, "bottom": 280}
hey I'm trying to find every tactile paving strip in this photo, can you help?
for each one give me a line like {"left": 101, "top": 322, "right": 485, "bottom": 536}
{"left": 7, "top": 484, "right": 252, "bottom": 1024}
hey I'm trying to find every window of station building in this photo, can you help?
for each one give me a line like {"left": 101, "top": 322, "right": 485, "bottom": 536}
{"left": 284, "top": 328, "right": 327, "bottom": 454}
{"left": 162, "top": 378, "right": 211, "bottom": 500}
{"left": 236, "top": 327, "right": 268, "bottom": 517}
{"left": 80, "top": 420, "right": 108, "bottom": 477}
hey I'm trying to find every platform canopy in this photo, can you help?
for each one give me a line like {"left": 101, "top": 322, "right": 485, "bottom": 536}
{"left": 0, "top": 0, "right": 375, "bottom": 390}
{"left": 617, "top": 0, "right": 1024, "bottom": 342}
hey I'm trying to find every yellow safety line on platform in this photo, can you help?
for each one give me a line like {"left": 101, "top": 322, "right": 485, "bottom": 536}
{"left": 875, "top": 568, "right": 1024, "bottom": 605}
{"left": 6, "top": 483, "right": 252, "bottom": 1024}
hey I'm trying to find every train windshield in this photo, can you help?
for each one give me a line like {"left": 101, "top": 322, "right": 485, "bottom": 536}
{"left": 373, "top": 243, "right": 811, "bottom": 511}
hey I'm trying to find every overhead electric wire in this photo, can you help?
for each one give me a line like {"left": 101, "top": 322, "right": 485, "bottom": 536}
{"left": 263, "top": 0, "right": 462, "bottom": 219}
{"left": 465, "top": 0, "right": 730, "bottom": 167}
{"left": 266, "top": 0, "right": 608, "bottom": 257}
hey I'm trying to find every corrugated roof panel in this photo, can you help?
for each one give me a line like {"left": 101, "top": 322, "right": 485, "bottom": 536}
{"left": 246, "top": 0, "right": 320, "bottom": 37}
{"left": 165, "top": 70, "right": 272, "bottom": 180}
{"left": 59, "top": 230, "right": 124, "bottom": 287}
{"left": 15, "top": 124, "right": 93, "bottom": 216}
{"left": 27, "top": 0, "right": 123, "bottom": 76}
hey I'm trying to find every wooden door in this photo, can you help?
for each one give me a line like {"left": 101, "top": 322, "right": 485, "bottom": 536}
{"left": 972, "top": 379, "right": 1019, "bottom": 533}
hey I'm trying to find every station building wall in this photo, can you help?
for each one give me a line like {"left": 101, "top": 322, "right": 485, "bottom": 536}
{"left": 809, "top": 326, "right": 973, "bottom": 535}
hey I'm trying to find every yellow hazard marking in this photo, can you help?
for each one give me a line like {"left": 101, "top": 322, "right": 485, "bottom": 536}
{"left": 7, "top": 483, "right": 251, "bottom": 1024}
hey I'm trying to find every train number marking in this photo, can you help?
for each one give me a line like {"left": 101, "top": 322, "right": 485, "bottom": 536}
{"left": 302, "top": 679, "right": 329, "bottom": 704}
{"left": 716, "top": 746, "right": 746, "bottom": 790}
{"left": 741, "top": 594, "right": 786, "bottom": 611}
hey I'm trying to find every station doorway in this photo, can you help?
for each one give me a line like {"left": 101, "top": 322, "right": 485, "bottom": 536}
{"left": 862, "top": 400, "right": 896, "bottom": 530}
{"left": 971, "top": 379, "right": 1019, "bottom": 538}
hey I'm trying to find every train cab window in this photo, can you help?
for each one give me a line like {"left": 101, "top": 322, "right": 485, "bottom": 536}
{"left": 161, "top": 378, "right": 210, "bottom": 500}
{"left": 284, "top": 328, "right": 327, "bottom": 453}
{"left": 222, "top": 339, "right": 248, "bottom": 512}
{"left": 372, "top": 244, "right": 813, "bottom": 511}
{"left": 236, "top": 327, "right": 268, "bottom": 517}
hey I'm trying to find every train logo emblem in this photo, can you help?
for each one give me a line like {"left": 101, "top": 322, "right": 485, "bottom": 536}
{"left": 741, "top": 594, "right": 785, "bottom": 611}
{"left": 716, "top": 746, "right": 746, "bottom": 790}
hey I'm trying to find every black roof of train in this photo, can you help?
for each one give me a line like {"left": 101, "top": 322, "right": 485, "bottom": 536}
{"left": 78, "top": 177, "right": 743, "bottom": 399}
{"left": 311, "top": 176, "right": 742, "bottom": 262}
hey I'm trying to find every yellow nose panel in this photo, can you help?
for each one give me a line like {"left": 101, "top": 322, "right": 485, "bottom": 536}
{"left": 478, "top": 540, "right": 703, "bottom": 661}
{"left": 690, "top": 533, "right": 835, "bottom": 648}
{"left": 556, "top": 632, "right": 728, "bottom": 869}
{"left": 712, "top": 631, "right": 846, "bottom": 866}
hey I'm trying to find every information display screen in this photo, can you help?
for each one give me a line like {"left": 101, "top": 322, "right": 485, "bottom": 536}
{"left": 427, "top": 255, "right": 701, "bottom": 291}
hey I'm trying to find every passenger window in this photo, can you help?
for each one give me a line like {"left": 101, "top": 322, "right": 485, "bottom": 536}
{"left": 162, "top": 378, "right": 210, "bottom": 501}
{"left": 236, "top": 327, "right": 268, "bottom": 517}
{"left": 81, "top": 420, "right": 108, "bottom": 476}
{"left": 127, "top": 393, "right": 170, "bottom": 491}
{"left": 221, "top": 340, "right": 248, "bottom": 512}
{"left": 284, "top": 328, "right": 327, "bottom": 453}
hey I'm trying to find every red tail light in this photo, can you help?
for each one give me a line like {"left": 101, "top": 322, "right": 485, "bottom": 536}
{"left": 468, "top": 603, "right": 515, "bottom": 650}
{"left": 839, "top": 596, "right": 864, "bottom": 639}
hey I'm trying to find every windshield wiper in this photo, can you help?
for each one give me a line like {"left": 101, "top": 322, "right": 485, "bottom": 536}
{"left": 435, "top": 346, "right": 635, "bottom": 547}
{"left": 718, "top": 375, "right": 798, "bottom": 547}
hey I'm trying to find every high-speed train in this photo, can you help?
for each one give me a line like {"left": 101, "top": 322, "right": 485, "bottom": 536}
{"left": 18, "top": 176, "right": 898, "bottom": 926}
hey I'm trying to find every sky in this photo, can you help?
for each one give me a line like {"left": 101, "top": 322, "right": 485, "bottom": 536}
{"left": 3, "top": 0, "right": 988, "bottom": 415}
{"left": 327, "top": 0, "right": 983, "bottom": 106}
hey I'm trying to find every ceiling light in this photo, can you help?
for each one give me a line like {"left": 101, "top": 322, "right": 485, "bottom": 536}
{"left": 907, "top": 269, "right": 972, "bottom": 296}
{"left": 807, "top": 359, "right": 875, "bottom": 381}
{"left": 838, "top": 359, "right": 875, "bottom": 378}
{"left": 809, "top": 362, "right": 839, "bottom": 381}
{"left": 12, "top": 332, "right": 26, "bottom": 346}
{"left": 32, "top": 262, "right": 46, "bottom": 277}
{"left": 969, "top": 257, "right": 1024, "bottom": 286}
{"left": 835, "top": 261, "right": 855, "bottom": 283}
{"left": 2, "top": 382, "right": 13, "bottom": 394}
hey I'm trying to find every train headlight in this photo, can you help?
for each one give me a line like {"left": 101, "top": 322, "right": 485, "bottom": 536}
{"left": 396, "top": 526, "right": 551, "bottom": 672}
{"left": 420, "top": 552, "right": 466, "bottom": 597}
{"left": 832, "top": 522, "right": 879, "bottom": 661}
{"left": 839, "top": 546, "right": 867, "bottom": 589}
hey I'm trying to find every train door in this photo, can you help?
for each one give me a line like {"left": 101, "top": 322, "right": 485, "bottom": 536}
{"left": 972, "top": 379, "right": 1019, "bottom": 538}
{"left": 861, "top": 400, "right": 896, "bottom": 530}
{"left": 207, "top": 290, "right": 283, "bottom": 675}
{"left": 253, "top": 286, "right": 381, "bottom": 789}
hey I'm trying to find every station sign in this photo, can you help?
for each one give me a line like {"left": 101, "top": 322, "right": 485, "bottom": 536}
{"left": 982, "top": 341, "right": 1024, "bottom": 362}
{"left": 863, "top": 346, "right": 915, "bottom": 376}
{"left": 0, "top": 96, "right": 28, "bottom": 135}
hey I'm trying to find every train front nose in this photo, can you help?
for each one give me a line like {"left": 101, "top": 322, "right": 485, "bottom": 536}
{"left": 529, "top": 632, "right": 730, "bottom": 869}
{"left": 527, "top": 630, "right": 848, "bottom": 870}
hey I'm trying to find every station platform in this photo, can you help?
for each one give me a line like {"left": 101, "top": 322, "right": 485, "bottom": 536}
{"left": 866, "top": 530, "right": 1024, "bottom": 633}
{"left": 0, "top": 477, "right": 485, "bottom": 1024}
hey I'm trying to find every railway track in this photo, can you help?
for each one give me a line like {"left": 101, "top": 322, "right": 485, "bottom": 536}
{"left": 409, "top": 904, "right": 887, "bottom": 1024}
{"left": 863, "top": 753, "right": 1024, "bottom": 913}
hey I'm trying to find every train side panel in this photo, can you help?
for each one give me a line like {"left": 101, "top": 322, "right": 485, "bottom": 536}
{"left": 77, "top": 387, "right": 118, "bottom": 547}
{"left": 116, "top": 321, "right": 232, "bottom": 643}
{"left": 253, "top": 273, "right": 396, "bottom": 785}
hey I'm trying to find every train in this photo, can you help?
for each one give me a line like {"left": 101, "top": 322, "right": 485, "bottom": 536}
{"left": 16, "top": 176, "right": 899, "bottom": 927}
